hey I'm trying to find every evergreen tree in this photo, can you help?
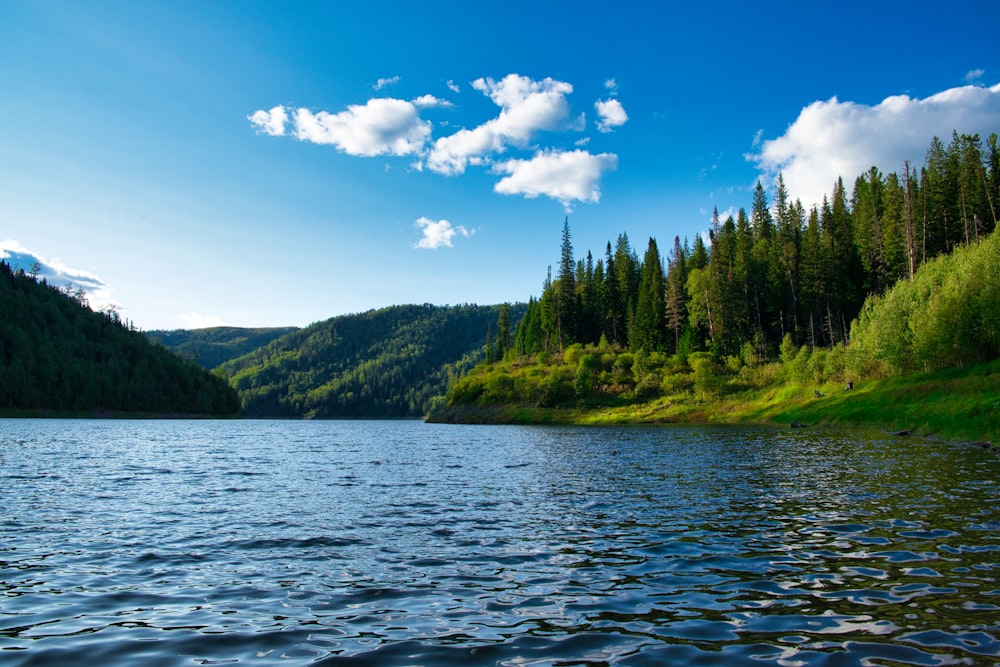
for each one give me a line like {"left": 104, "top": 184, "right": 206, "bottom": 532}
{"left": 556, "top": 217, "right": 578, "bottom": 349}
{"left": 664, "top": 236, "right": 688, "bottom": 355}
{"left": 602, "top": 242, "right": 625, "bottom": 345}
{"left": 631, "top": 237, "right": 666, "bottom": 352}
{"left": 613, "top": 233, "right": 640, "bottom": 345}
{"left": 496, "top": 303, "right": 512, "bottom": 360}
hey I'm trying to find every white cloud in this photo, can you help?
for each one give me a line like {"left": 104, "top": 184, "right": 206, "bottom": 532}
{"left": 178, "top": 312, "right": 230, "bottom": 328}
{"left": 604, "top": 78, "right": 618, "bottom": 94}
{"left": 374, "top": 75, "right": 401, "bottom": 90}
{"left": 292, "top": 98, "right": 432, "bottom": 156}
{"left": 749, "top": 82, "right": 1000, "bottom": 210}
{"left": 248, "top": 105, "right": 288, "bottom": 136}
{"left": 595, "top": 98, "right": 628, "bottom": 132}
{"left": 446, "top": 80, "right": 460, "bottom": 93}
{"left": 966, "top": 69, "right": 985, "bottom": 83}
{"left": 0, "top": 240, "right": 120, "bottom": 312}
{"left": 250, "top": 73, "right": 627, "bottom": 207}
{"left": 411, "top": 94, "right": 452, "bottom": 109}
{"left": 414, "top": 217, "right": 471, "bottom": 249}
{"left": 493, "top": 149, "right": 618, "bottom": 207}
{"left": 425, "top": 74, "right": 575, "bottom": 175}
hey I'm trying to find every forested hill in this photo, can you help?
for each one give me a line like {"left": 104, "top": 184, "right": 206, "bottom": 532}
{"left": 509, "top": 131, "right": 998, "bottom": 361}
{"left": 215, "top": 303, "right": 525, "bottom": 418}
{"left": 148, "top": 326, "right": 299, "bottom": 369}
{"left": 0, "top": 262, "right": 240, "bottom": 415}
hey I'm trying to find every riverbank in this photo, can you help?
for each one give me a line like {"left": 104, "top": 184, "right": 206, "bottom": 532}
{"left": 428, "top": 358, "right": 999, "bottom": 448}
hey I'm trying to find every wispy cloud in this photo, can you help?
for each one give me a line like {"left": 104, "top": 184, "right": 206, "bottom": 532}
{"left": 493, "top": 149, "right": 618, "bottom": 208}
{"left": 446, "top": 79, "right": 460, "bottom": 93}
{"left": 414, "top": 217, "right": 472, "bottom": 249}
{"left": 0, "top": 240, "right": 120, "bottom": 311}
{"left": 595, "top": 98, "right": 628, "bottom": 132}
{"left": 966, "top": 68, "right": 985, "bottom": 83}
{"left": 748, "top": 82, "right": 1000, "bottom": 209}
{"left": 374, "top": 75, "right": 401, "bottom": 90}
{"left": 604, "top": 78, "right": 618, "bottom": 94}
{"left": 248, "top": 105, "right": 288, "bottom": 136}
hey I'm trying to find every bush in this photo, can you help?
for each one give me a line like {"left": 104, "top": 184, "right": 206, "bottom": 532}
{"left": 539, "top": 368, "right": 574, "bottom": 407}
{"left": 850, "top": 229, "right": 1000, "bottom": 376}
{"left": 690, "top": 352, "right": 726, "bottom": 397}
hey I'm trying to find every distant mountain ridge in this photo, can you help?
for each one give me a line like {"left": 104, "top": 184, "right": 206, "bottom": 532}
{"left": 210, "top": 303, "right": 525, "bottom": 418}
{"left": 147, "top": 326, "right": 299, "bottom": 370}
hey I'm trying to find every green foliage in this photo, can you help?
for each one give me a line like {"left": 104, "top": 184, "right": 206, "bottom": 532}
{"left": 215, "top": 303, "right": 525, "bottom": 418}
{"left": 0, "top": 262, "right": 239, "bottom": 414}
{"left": 147, "top": 326, "right": 299, "bottom": 369}
{"left": 850, "top": 228, "right": 1000, "bottom": 375}
{"left": 689, "top": 352, "right": 726, "bottom": 397}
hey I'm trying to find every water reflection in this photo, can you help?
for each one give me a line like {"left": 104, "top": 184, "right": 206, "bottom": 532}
{"left": 0, "top": 419, "right": 997, "bottom": 665}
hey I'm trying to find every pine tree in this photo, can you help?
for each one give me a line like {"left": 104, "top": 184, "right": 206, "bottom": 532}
{"left": 495, "top": 303, "right": 512, "bottom": 361}
{"left": 664, "top": 236, "right": 688, "bottom": 355}
{"left": 602, "top": 243, "right": 625, "bottom": 346}
{"left": 632, "top": 237, "right": 666, "bottom": 352}
{"left": 556, "top": 217, "right": 578, "bottom": 350}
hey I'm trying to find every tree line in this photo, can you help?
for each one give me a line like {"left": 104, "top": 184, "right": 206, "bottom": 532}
{"left": 0, "top": 262, "right": 240, "bottom": 414}
{"left": 507, "top": 131, "right": 999, "bottom": 362}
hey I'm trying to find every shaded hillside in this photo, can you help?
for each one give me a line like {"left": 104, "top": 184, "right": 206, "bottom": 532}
{"left": 217, "top": 303, "right": 524, "bottom": 418}
{"left": 0, "top": 262, "right": 240, "bottom": 414}
{"left": 148, "top": 326, "right": 299, "bottom": 369}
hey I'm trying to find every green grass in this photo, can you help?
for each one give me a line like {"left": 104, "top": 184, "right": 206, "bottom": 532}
{"left": 430, "top": 357, "right": 999, "bottom": 446}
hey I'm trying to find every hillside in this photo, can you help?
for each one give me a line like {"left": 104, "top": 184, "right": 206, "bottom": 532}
{"left": 431, "top": 223, "right": 999, "bottom": 440}
{"left": 216, "top": 303, "right": 524, "bottom": 418}
{"left": 432, "top": 131, "right": 1000, "bottom": 443}
{"left": 148, "top": 326, "right": 299, "bottom": 369}
{"left": 0, "top": 262, "right": 240, "bottom": 415}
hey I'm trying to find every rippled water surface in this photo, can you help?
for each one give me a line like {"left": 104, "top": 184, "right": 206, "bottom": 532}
{"left": 2, "top": 419, "right": 999, "bottom": 665}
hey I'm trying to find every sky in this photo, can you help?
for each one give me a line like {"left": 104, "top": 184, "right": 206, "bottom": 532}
{"left": 2, "top": 0, "right": 999, "bottom": 330}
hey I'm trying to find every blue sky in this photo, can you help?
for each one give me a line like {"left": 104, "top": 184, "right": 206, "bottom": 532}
{"left": 2, "top": 0, "right": 999, "bottom": 330}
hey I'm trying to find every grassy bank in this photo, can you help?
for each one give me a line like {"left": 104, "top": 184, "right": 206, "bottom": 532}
{"left": 429, "top": 358, "right": 999, "bottom": 447}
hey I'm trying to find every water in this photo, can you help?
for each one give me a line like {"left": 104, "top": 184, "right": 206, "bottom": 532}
{"left": 1, "top": 419, "right": 998, "bottom": 666}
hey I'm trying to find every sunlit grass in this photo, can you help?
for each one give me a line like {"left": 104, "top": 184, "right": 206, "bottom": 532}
{"left": 432, "top": 351, "right": 999, "bottom": 445}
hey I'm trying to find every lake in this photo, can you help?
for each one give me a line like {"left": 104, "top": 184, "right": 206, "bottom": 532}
{"left": 1, "top": 419, "right": 998, "bottom": 665}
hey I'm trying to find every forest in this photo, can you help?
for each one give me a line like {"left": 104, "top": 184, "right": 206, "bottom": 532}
{"left": 148, "top": 326, "right": 299, "bottom": 369}
{"left": 214, "top": 303, "right": 524, "bottom": 418}
{"left": 509, "top": 131, "right": 998, "bottom": 363}
{"left": 437, "top": 130, "right": 999, "bottom": 420}
{"left": 0, "top": 262, "right": 240, "bottom": 414}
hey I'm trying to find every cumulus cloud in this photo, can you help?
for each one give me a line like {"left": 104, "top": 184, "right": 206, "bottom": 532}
{"left": 0, "top": 240, "right": 120, "bottom": 312}
{"left": 414, "top": 217, "right": 471, "bottom": 249}
{"left": 250, "top": 73, "right": 624, "bottom": 208}
{"left": 374, "top": 75, "right": 401, "bottom": 90}
{"left": 412, "top": 94, "right": 452, "bottom": 109}
{"left": 248, "top": 105, "right": 288, "bottom": 136}
{"left": 291, "top": 98, "right": 432, "bottom": 156}
{"left": 493, "top": 149, "right": 618, "bottom": 207}
{"left": 425, "top": 74, "right": 575, "bottom": 175}
{"left": 749, "top": 82, "right": 1000, "bottom": 210}
{"left": 595, "top": 98, "right": 628, "bottom": 132}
